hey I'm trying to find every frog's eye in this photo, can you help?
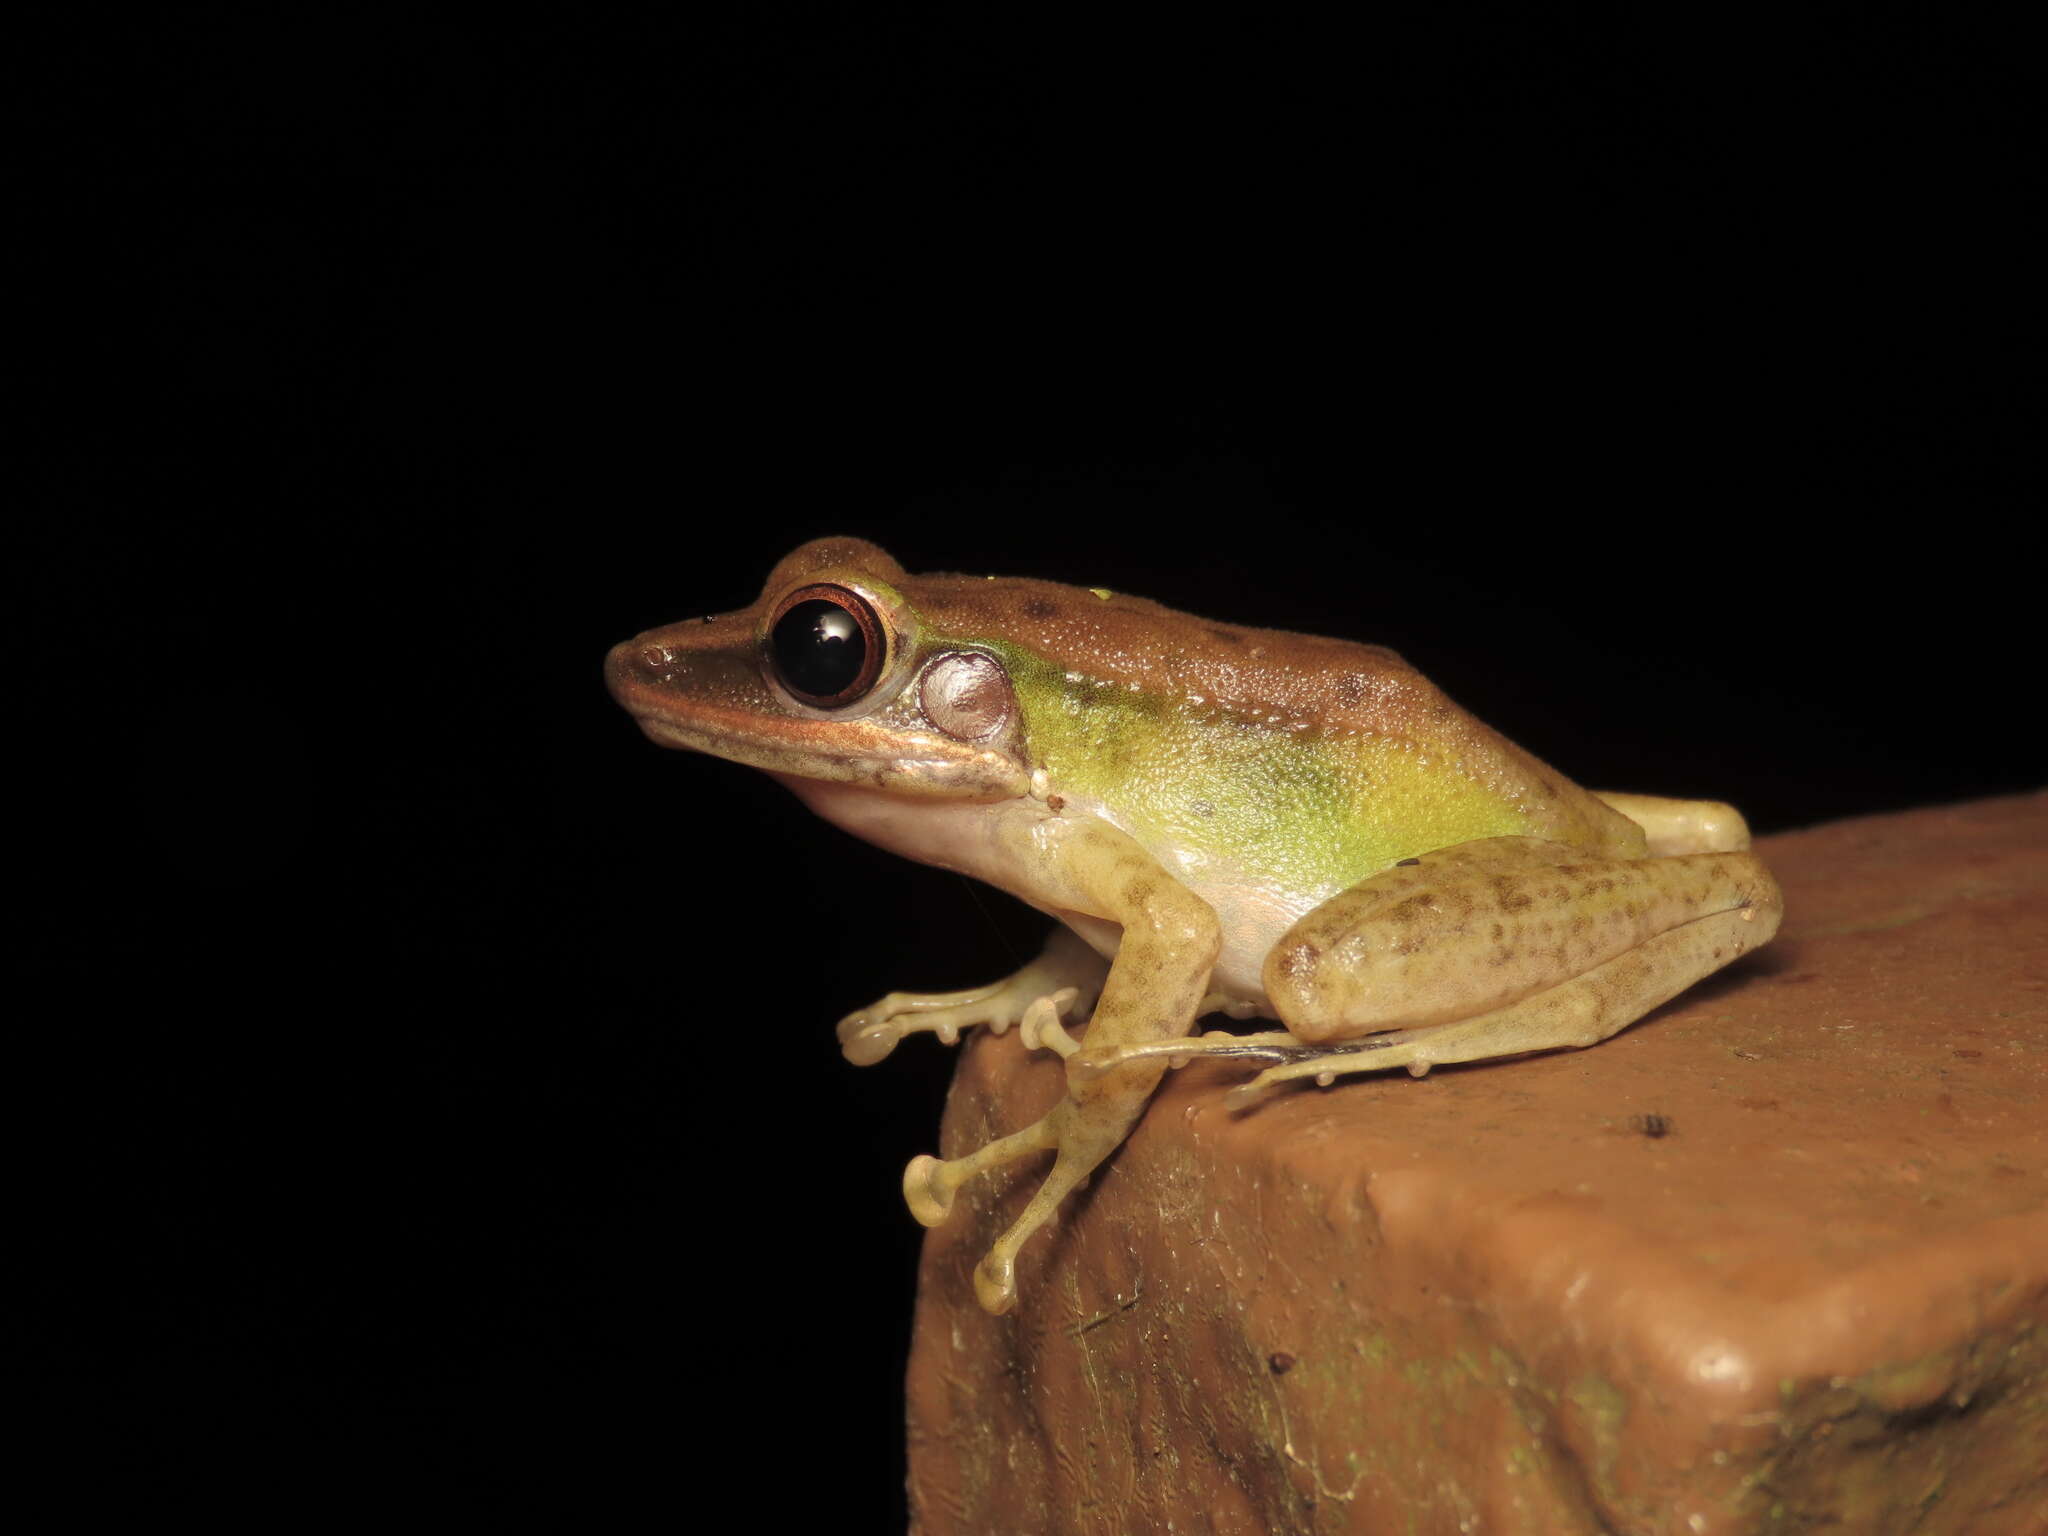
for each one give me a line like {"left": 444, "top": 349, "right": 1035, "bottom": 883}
{"left": 768, "top": 584, "right": 886, "bottom": 706}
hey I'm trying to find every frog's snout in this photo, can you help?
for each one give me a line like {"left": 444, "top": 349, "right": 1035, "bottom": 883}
{"left": 605, "top": 609, "right": 762, "bottom": 714}
{"left": 603, "top": 635, "right": 666, "bottom": 707}
{"left": 603, "top": 636, "right": 684, "bottom": 730}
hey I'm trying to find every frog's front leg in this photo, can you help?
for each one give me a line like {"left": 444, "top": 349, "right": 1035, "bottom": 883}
{"left": 1074, "top": 836, "right": 1783, "bottom": 1109}
{"left": 836, "top": 927, "right": 1107, "bottom": 1065}
{"left": 901, "top": 814, "right": 1218, "bottom": 1315}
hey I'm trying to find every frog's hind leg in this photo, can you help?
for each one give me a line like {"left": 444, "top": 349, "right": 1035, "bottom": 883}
{"left": 1070, "top": 837, "right": 1782, "bottom": 1108}
{"left": 1226, "top": 885, "right": 1781, "bottom": 1109}
{"left": 836, "top": 927, "right": 1106, "bottom": 1065}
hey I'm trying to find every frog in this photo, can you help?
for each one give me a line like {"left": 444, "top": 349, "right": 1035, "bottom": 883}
{"left": 605, "top": 537, "right": 1782, "bottom": 1315}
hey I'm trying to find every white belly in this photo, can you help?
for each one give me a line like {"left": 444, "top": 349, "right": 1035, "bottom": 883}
{"left": 774, "top": 776, "right": 1313, "bottom": 1019}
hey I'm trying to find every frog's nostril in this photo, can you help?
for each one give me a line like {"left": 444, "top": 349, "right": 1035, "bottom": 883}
{"left": 605, "top": 638, "right": 677, "bottom": 703}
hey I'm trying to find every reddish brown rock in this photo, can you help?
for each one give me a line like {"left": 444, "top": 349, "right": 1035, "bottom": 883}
{"left": 906, "top": 795, "right": 2048, "bottom": 1535}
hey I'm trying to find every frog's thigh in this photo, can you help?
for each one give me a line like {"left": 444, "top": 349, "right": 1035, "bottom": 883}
{"left": 908, "top": 813, "right": 1220, "bottom": 1315}
{"left": 1595, "top": 791, "right": 1752, "bottom": 855}
{"left": 1227, "top": 882, "right": 1779, "bottom": 1108}
{"left": 1267, "top": 838, "right": 1778, "bottom": 1042}
{"left": 837, "top": 927, "right": 1107, "bottom": 1065}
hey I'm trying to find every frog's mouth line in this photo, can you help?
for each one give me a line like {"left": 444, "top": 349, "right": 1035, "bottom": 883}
{"left": 629, "top": 708, "right": 1027, "bottom": 799}
{"left": 630, "top": 706, "right": 883, "bottom": 762}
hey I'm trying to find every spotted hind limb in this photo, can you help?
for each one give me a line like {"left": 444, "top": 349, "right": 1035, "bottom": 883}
{"left": 902, "top": 813, "right": 1220, "bottom": 1314}
{"left": 836, "top": 926, "right": 1107, "bottom": 1065}
{"left": 1222, "top": 894, "right": 1779, "bottom": 1108}
{"left": 1070, "top": 840, "right": 1784, "bottom": 1109}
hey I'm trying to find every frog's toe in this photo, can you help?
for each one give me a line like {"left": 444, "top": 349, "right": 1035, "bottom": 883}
{"left": 837, "top": 932, "right": 1111, "bottom": 1066}
{"left": 903, "top": 1154, "right": 955, "bottom": 1227}
{"left": 837, "top": 974, "right": 1102, "bottom": 1065}
{"left": 1223, "top": 1061, "right": 1324, "bottom": 1111}
{"left": 1066, "top": 1046, "right": 1118, "bottom": 1085}
{"left": 836, "top": 990, "right": 995, "bottom": 1062}
{"left": 1069, "top": 1029, "right": 1306, "bottom": 1087}
{"left": 1222, "top": 1034, "right": 1411, "bottom": 1110}
{"left": 839, "top": 1015, "right": 909, "bottom": 1065}
{"left": 973, "top": 1252, "right": 1019, "bottom": 1316}
{"left": 900, "top": 1116, "right": 1062, "bottom": 1231}
{"left": 1019, "top": 990, "right": 1082, "bottom": 1057}
{"left": 1065, "top": 1041, "right": 1175, "bottom": 1086}
{"left": 1222, "top": 1068, "right": 1288, "bottom": 1111}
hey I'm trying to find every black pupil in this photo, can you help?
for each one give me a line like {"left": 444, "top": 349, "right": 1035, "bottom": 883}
{"left": 772, "top": 598, "right": 869, "bottom": 699}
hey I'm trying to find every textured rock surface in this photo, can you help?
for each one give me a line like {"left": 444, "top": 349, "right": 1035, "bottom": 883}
{"left": 905, "top": 795, "right": 2048, "bottom": 1535}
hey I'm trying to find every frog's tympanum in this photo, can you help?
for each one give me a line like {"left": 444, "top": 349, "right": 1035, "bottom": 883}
{"left": 607, "top": 539, "right": 1782, "bottom": 1314}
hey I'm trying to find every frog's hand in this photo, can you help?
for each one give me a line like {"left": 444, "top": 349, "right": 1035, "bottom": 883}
{"left": 836, "top": 927, "right": 1107, "bottom": 1065}
{"left": 1072, "top": 838, "right": 1784, "bottom": 1110}
{"left": 901, "top": 814, "right": 1218, "bottom": 1315}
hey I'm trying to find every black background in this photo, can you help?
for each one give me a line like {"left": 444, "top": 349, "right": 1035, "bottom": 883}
{"left": 31, "top": 9, "right": 2039, "bottom": 1527}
